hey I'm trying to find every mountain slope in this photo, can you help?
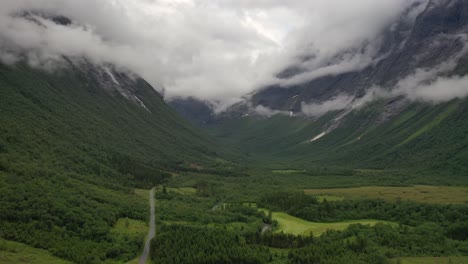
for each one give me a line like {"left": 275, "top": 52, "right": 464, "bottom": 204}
{"left": 209, "top": 99, "right": 468, "bottom": 177}
{"left": 0, "top": 60, "right": 226, "bottom": 263}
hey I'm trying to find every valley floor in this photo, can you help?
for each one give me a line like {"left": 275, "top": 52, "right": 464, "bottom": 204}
{"left": 144, "top": 168, "right": 468, "bottom": 264}
{"left": 2, "top": 167, "right": 467, "bottom": 264}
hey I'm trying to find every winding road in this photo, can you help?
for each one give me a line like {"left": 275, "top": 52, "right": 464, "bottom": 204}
{"left": 139, "top": 187, "right": 155, "bottom": 264}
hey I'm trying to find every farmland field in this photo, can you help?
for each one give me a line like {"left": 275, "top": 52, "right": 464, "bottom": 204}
{"left": 304, "top": 185, "right": 468, "bottom": 205}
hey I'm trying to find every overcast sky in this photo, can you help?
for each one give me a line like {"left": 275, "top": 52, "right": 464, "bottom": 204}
{"left": 0, "top": 0, "right": 422, "bottom": 111}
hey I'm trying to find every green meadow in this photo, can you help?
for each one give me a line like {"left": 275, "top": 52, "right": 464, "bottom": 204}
{"left": 262, "top": 210, "right": 396, "bottom": 236}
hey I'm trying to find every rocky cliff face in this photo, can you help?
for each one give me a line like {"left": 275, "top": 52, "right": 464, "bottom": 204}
{"left": 249, "top": 0, "right": 468, "bottom": 114}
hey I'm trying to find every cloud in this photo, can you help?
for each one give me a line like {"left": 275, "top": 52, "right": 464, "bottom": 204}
{"left": 301, "top": 95, "right": 354, "bottom": 117}
{"left": 253, "top": 105, "right": 287, "bottom": 117}
{"left": 301, "top": 57, "right": 468, "bottom": 117}
{"left": 393, "top": 63, "right": 468, "bottom": 103}
{"left": 0, "top": 0, "right": 420, "bottom": 112}
{"left": 403, "top": 75, "right": 468, "bottom": 102}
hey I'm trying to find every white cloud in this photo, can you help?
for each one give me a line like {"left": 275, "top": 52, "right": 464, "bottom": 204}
{"left": 300, "top": 60, "right": 468, "bottom": 117}
{"left": 301, "top": 95, "right": 354, "bottom": 117}
{"left": 0, "top": 0, "right": 421, "bottom": 112}
{"left": 403, "top": 75, "right": 468, "bottom": 102}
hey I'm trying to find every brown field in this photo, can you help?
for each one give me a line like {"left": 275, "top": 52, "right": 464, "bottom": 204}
{"left": 304, "top": 185, "right": 468, "bottom": 205}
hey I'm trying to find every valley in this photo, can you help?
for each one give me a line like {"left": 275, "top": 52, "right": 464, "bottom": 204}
{"left": 1, "top": 0, "right": 468, "bottom": 263}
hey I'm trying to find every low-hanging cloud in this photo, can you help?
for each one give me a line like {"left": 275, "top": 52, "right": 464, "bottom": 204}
{"left": 301, "top": 95, "right": 354, "bottom": 117}
{"left": 0, "top": 0, "right": 420, "bottom": 112}
{"left": 301, "top": 58, "right": 468, "bottom": 117}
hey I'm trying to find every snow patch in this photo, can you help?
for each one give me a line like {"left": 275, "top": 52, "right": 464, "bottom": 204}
{"left": 104, "top": 67, "right": 120, "bottom": 85}
{"left": 134, "top": 96, "right": 150, "bottom": 111}
{"left": 310, "top": 132, "right": 326, "bottom": 142}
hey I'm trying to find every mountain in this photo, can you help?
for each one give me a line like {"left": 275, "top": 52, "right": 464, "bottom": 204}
{"left": 0, "top": 53, "right": 228, "bottom": 262}
{"left": 169, "top": 97, "right": 216, "bottom": 127}
{"left": 250, "top": 0, "right": 468, "bottom": 112}
{"left": 171, "top": 0, "right": 468, "bottom": 176}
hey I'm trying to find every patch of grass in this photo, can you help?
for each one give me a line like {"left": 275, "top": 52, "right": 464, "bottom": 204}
{"left": 263, "top": 210, "right": 396, "bottom": 236}
{"left": 303, "top": 185, "right": 468, "bottom": 205}
{"left": 391, "top": 257, "right": 468, "bottom": 264}
{"left": 167, "top": 187, "right": 197, "bottom": 195}
{"left": 162, "top": 220, "right": 195, "bottom": 226}
{"left": 0, "top": 238, "right": 70, "bottom": 264}
{"left": 134, "top": 188, "right": 150, "bottom": 200}
{"left": 111, "top": 218, "right": 148, "bottom": 238}
{"left": 110, "top": 218, "right": 148, "bottom": 263}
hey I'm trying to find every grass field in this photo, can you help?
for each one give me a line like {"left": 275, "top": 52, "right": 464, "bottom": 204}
{"left": 0, "top": 238, "right": 70, "bottom": 264}
{"left": 134, "top": 188, "right": 151, "bottom": 200}
{"left": 304, "top": 185, "right": 468, "bottom": 205}
{"left": 265, "top": 210, "right": 396, "bottom": 236}
{"left": 391, "top": 257, "right": 468, "bottom": 264}
{"left": 111, "top": 218, "right": 148, "bottom": 237}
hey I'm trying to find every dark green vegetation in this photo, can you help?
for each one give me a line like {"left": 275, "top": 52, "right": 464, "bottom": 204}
{"left": 0, "top": 62, "right": 225, "bottom": 263}
{"left": 149, "top": 169, "right": 468, "bottom": 264}
{"left": 153, "top": 225, "right": 270, "bottom": 264}
{"left": 151, "top": 186, "right": 270, "bottom": 263}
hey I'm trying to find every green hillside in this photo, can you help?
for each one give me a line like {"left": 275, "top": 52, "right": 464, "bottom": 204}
{"left": 208, "top": 99, "right": 468, "bottom": 177}
{"left": 0, "top": 63, "right": 226, "bottom": 263}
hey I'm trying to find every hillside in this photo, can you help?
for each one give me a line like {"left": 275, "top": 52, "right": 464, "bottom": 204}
{"left": 0, "top": 60, "right": 227, "bottom": 263}
{"left": 208, "top": 99, "right": 468, "bottom": 177}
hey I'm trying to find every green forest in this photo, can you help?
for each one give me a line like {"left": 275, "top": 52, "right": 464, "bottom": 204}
{"left": 145, "top": 180, "right": 468, "bottom": 264}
